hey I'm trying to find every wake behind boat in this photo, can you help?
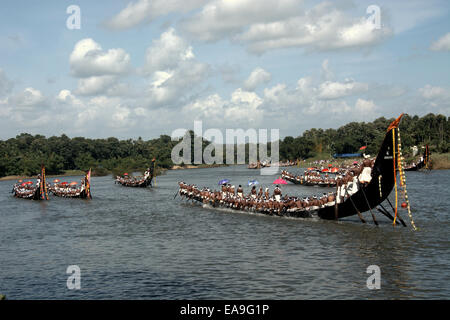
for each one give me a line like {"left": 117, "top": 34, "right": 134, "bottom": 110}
{"left": 176, "top": 114, "right": 417, "bottom": 229}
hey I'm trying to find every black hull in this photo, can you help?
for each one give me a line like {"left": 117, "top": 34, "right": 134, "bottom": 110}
{"left": 117, "top": 177, "right": 153, "bottom": 188}
{"left": 283, "top": 175, "right": 336, "bottom": 188}
{"left": 51, "top": 189, "right": 91, "bottom": 198}
{"left": 317, "top": 117, "right": 400, "bottom": 220}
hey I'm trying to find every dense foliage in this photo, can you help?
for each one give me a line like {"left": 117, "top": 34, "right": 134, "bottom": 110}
{"left": 279, "top": 113, "right": 449, "bottom": 160}
{"left": 0, "top": 113, "right": 448, "bottom": 177}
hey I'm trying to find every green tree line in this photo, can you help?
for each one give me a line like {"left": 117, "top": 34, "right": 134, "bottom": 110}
{"left": 0, "top": 113, "right": 448, "bottom": 177}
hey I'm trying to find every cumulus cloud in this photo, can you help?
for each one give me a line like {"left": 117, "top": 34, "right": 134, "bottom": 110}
{"left": 142, "top": 28, "right": 195, "bottom": 75}
{"left": 243, "top": 67, "right": 271, "bottom": 91}
{"left": 181, "top": 0, "right": 301, "bottom": 42}
{"left": 182, "top": 88, "right": 264, "bottom": 126}
{"left": 355, "top": 98, "right": 376, "bottom": 113}
{"left": 104, "top": 0, "right": 207, "bottom": 30}
{"left": 430, "top": 32, "right": 450, "bottom": 51}
{"left": 69, "top": 38, "right": 131, "bottom": 78}
{"left": 141, "top": 28, "right": 210, "bottom": 107}
{"left": 182, "top": 0, "right": 391, "bottom": 53}
{"left": 10, "top": 87, "right": 46, "bottom": 109}
{"left": 419, "top": 84, "right": 447, "bottom": 99}
{"left": 318, "top": 79, "right": 368, "bottom": 100}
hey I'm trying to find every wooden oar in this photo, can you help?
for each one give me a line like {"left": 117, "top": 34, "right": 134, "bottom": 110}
{"left": 173, "top": 190, "right": 179, "bottom": 199}
{"left": 376, "top": 206, "right": 401, "bottom": 225}
{"left": 359, "top": 185, "right": 378, "bottom": 226}
{"left": 385, "top": 198, "right": 407, "bottom": 227}
{"left": 344, "top": 186, "right": 366, "bottom": 224}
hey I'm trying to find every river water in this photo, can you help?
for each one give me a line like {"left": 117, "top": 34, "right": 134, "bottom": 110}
{"left": 0, "top": 165, "right": 449, "bottom": 299}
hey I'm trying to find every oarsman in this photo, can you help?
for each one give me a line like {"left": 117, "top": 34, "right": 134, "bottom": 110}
{"left": 273, "top": 185, "right": 282, "bottom": 202}
{"left": 258, "top": 187, "right": 263, "bottom": 198}
{"left": 264, "top": 187, "right": 270, "bottom": 199}
{"left": 250, "top": 186, "right": 257, "bottom": 199}
{"left": 358, "top": 158, "right": 373, "bottom": 185}
{"left": 237, "top": 185, "right": 243, "bottom": 198}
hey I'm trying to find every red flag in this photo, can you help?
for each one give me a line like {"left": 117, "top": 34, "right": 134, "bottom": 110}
{"left": 359, "top": 146, "right": 367, "bottom": 150}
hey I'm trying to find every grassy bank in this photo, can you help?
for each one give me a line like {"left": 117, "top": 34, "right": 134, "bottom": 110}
{"left": 0, "top": 170, "right": 86, "bottom": 181}
{"left": 171, "top": 163, "right": 229, "bottom": 170}
{"left": 431, "top": 153, "right": 450, "bottom": 170}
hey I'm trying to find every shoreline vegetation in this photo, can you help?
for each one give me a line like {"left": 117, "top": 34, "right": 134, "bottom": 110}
{"left": 1, "top": 113, "right": 448, "bottom": 179}
{"left": 1, "top": 154, "right": 449, "bottom": 182}
{"left": 0, "top": 164, "right": 230, "bottom": 181}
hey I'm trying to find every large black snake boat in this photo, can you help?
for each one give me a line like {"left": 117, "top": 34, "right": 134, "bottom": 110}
{"left": 177, "top": 114, "right": 417, "bottom": 228}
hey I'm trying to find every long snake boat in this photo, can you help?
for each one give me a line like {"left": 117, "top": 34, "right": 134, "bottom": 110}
{"left": 12, "top": 165, "right": 49, "bottom": 200}
{"left": 49, "top": 170, "right": 92, "bottom": 199}
{"left": 404, "top": 145, "right": 431, "bottom": 171}
{"left": 176, "top": 114, "right": 417, "bottom": 228}
{"left": 115, "top": 159, "right": 156, "bottom": 187}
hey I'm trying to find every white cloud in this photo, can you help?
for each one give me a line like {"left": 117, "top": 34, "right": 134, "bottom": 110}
{"left": 419, "top": 84, "right": 447, "bottom": 99}
{"left": 141, "top": 29, "right": 210, "bottom": 107}
{"left": 73, "top": 75, "right": 130, "bottom": 96}
{"left": 182, "top": 88, "right": 264, "bottom": 125}
{"left": 11, "top": 87, "right": 46, "bottom": 108}
{"left": 318, "top": 79, "right": 368, "bottom": 100}
{"left": 430, "top": 32, "right": 450, "bottom": 51}
{"left": 182, "top": 1, "right": 391, "bottom": 53}
{"left": 69, "top": 38, "right": 131, "bottom": 78}
{"left": 104, "top": 0, "right": 207, "bottom": 30}
{"left": 142, "top": 28, "right": 195, "bottom": 74}
{"left": 243, "top": 67, "right": 271, "bottom": 91}
{"left": 182, "top": 0, "right": 301, "bottom": 42}
{"left": 355, "top": 98, "right": 376, "bottom": 113}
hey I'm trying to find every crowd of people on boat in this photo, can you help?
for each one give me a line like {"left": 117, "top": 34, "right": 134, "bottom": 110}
{"left": 177, "top": 182, "right": 341, "bottom": 216}
{"left": 115, "top": 169, "right": 152, "bottom": 187}
{"left": 50, "top": 180, "right": 86, "bottom": 197}
{"left": 281, "top": 158, "right": 375, "bottom": 187}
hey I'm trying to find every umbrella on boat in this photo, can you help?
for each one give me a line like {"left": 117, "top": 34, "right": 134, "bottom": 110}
{"left": 60, "top": 182, "right": 68, "bottom": 185}
{"left": 218, "top": 179, "right": 229, "bottom": 185}
{"left": 273, "top": 178, "right": 287, "bottom": 185}
{"left": 21, "top": 182, "right": 27, "bottom": 187}
{"left": 330, "top": 167, "right": 339, "bottom": 173}
{"left": 25, "top": 181, "right": 33, "bottom": 185}
{"left": 18, "top": 179, "right": 23, "bottom": 183}
{"left": 53, "top": 179, "right": 60, "bottom": 183}
{"left": 328, "top": 164, "right": 333, "bottom": 167}
{"left": 353, "top": 161, "right": 358, "bottom": 165}
{"left": 69, "top": 182, "right": 77, "bottom": 186}
{"left": 248, "top": 180, "right": 259, "bottom": 186}
{"left": 322, "top": 168, "right": 329, "bottom": 172}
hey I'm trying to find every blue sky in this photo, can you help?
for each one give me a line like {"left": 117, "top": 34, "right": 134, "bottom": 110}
{"left": 0, "top": 0, "right": 449, "bottom": 140}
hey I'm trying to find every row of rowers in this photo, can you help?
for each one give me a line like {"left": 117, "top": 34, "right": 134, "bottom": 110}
{"left": 282, "top": 159, "right": 375, "bottom": 185}
{"left": 179, "top": 182, "right": 337, "bottom": 213}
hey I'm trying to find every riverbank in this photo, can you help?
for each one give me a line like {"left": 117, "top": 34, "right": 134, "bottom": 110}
{"left": 0, "top": 170, "right": 86, "bottom": 181}
{"left": 171, "top": 164, "right": 228, "bottom": 170}
{"left": 431, "top": 153, "right": 450, "bottom": 169}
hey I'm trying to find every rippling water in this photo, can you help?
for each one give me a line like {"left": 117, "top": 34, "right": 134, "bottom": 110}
{"left": 1, "top": 165, "right": 449, "bottom": 299}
